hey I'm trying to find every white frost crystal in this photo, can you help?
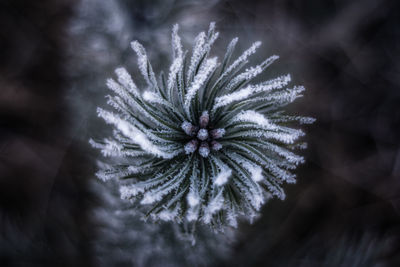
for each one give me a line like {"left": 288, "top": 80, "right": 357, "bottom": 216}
{"left": 197, "top": 129, "right": 209, "bottom": 141}
{"left": 198, "top": 142, "right": 210, "bottom": 158}
{"left": 184, "top": 139, "right": 198, "bottom": 154}
{"left": 214, "top": 167, "right": 232, "bottom": 186}
{"left": 91, "top": 23, "right": 314, "bottom": 228}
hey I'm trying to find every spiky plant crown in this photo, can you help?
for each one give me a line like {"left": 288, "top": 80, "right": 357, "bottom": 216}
{"left": 90, "top": 22, "right": 314, "bottom": 228}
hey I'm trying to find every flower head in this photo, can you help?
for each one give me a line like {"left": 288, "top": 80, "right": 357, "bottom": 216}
{"left": 90, "top": 22, "right": 314, "bottom": 227}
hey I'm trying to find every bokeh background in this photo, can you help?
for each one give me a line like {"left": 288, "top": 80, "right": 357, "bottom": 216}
{"left": 1, "top": 0, "right": 400, "bottom": 266}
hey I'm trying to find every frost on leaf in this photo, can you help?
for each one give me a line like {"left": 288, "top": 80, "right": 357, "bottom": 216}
{"left": 91, "top": 22, "right": 314, "bottom": 229}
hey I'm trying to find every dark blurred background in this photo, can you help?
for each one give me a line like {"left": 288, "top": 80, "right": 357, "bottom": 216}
{"left": 1, "top": 0, "right": 400, "bottom": 266}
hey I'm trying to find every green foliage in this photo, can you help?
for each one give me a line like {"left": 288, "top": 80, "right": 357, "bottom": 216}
{"left": 91, "top": 22, "right": 314, "bottom": 228}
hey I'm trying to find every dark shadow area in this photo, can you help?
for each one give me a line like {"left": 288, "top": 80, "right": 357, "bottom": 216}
{"left": 0, "top": 1, "right": 94, "bottom": 266}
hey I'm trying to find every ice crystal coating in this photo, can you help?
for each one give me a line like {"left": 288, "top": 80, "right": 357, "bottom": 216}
{"left": 197, "top": 129, "right": 209, "bottom": 141}
{"left": 91, "top": 23, "right": 314, "bottom": 227}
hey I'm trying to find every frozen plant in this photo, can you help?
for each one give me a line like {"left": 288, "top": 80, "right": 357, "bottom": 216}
{"left": 92, "top": 178, "right": 232, "bottom": 267}
{"left": 90, "top": 22, "right": 314, "bottom": 228}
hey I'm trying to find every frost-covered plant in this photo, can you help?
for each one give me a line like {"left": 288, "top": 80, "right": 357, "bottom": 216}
{"left": 93, "top": 178, "right": 232, "bottom": 267}
{"left": 90, "top": 22, "right": 314, "bottom": 227}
